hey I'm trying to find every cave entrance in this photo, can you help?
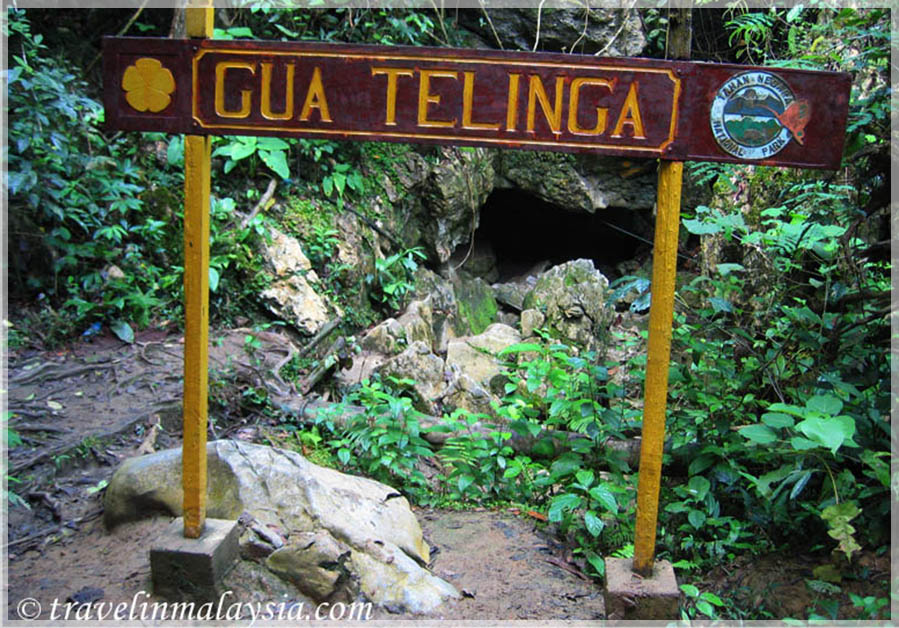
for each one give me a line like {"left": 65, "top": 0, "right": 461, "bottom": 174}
{"left": 455, "top": 189, "right": 654, "bottom": 283}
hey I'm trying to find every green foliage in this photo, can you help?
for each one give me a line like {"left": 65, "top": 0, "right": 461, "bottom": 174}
{"left": 213, "top": 136, "right": 292, "bottom": 180}
{"left": 680, "top": 583, "right": 725, "bottom": 620}
{"left": 314, "top": 376, "right": 436, "bottom": 502}
{"left": 366, "top": 247, "right": 426, "bottom": 312}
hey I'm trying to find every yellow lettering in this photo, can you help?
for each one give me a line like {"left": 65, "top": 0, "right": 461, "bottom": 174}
{"left": 372, "top": 67, "right": 414, "bottom": 126}
{"left": 260, "top": 62, "right": 294, "bottom": 120}
{"left": 462, "top": 71, "right": 500, "bottom": 131}
{"left": 418, "top": 69, "right": 457, "bottom": 128}
{"left": 299, "top": 67, "right": 332, "bottom": 123}
{"left": 214, "top": 61, "right": 255, "bottom": 119}
{"left": 567, "top": 77, "right": 614, "bottom": 136}
{"left": 506, "top": 73, "right": 521, "bottom": 132}
{"left": 527, "top": 75, "right": 564, "bottom": 134}
{"left": 611, "top": 82, "right": 645, "bottom": 139}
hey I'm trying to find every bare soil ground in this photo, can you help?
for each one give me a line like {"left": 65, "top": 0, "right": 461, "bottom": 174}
{"left": 4, "top": 327, "right": 611, "bottom": 622}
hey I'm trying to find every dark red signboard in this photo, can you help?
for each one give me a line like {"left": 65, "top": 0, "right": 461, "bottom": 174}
{"left": 103, "top": 37, "right": 851, "bottom": 169}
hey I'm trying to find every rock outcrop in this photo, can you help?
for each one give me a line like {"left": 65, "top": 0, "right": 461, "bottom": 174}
{"left": 104, "top": 441, "right": 459, "bottom": 613}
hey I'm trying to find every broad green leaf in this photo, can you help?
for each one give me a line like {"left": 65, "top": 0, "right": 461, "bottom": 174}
{"left": 665, "top": 501, "right": 690, "bottom": 514}
{"left": 790, "top": 436, "right": 820, "bottom": 450}
{"left": 261, "top": 149, "right": 290, "bottom": 179}
{"left": 688, "top": 454, "right": 716, "bottom": 476}
{"left": 548, "top": 493, "right": 581, "bottom": 522}
{"left": 761, "top": 412, "right": 794, "bottom": 429}
{"left": 806, "top": 394, "right": 843, "bottom": 416}
{"left": 256, "top": 137, "right": 290, "bottom": 150}
{"left": 688, "top": 509, "right": 706, "bottom": 528}
{"left": 110, "top": 320, "right": 134, "bottom": 344}
{"left": 586, "top": 554, "right": 605, "bottom": 578}
{"left": 686, "top": 475, "right": 711, "bottom": 501}
{"left": 589, "top": 483, "right": 618, "bottom": 514}
{"left": 575, "top": 469, "right": 594, "bottom": 488}
{"left": 696, "top": 600, "right": 715, "bottom": 617}
{"left": 797, "top": 416, "right": 855, "bottom": 453}
{"left": 230, "top": 139, "right": 256, "bottom": 161}
{"left": 716, "top": 263, "right": 745, "bottom": 275}
{"left": 584, "top": 510, "right": 604, "bottom": 537}
{"left": 498, "top": 342, "right": 543, "bottom": 356}
{"left": 680, "top": 584, "right": 700, "bottom": 598}
{"left": 683, "top": 218, "right": 720, "bottom": 235}
{"left": 208, "top": 267, "right": 220, "bottom": 293}
{"left": 700, "top": 592, "right": 724, "bottom": 606}
{"left": 457, "top": 474, "right": 474, "bottom": 493}
{"left": 739, "top": 424, "right": 777, "bottom": 444}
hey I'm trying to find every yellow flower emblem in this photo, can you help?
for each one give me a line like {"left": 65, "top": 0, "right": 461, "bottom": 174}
{"left": 121, "top": 58, "right": 175, "bottom": 113}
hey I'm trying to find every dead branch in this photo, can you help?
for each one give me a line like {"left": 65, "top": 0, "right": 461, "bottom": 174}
{"left": 9, "top": 400, "right": 180, "bottom": 477}
{"left": 239, "top": 178, "right": 277, "bottom": 230}
{"left": 11, "top": 360, "right": 118, "bottom": 386}
{"left": 299, "top": 337, "right": 347, "bottom": 395}
{"left": 277, "top": 398, "right": 642, "bottom": 466}
{"left": 298, "top": 317, "right": 342, "bottom": 358}
{"left": 5, "top": 508, "right": 103, "bottom": 550}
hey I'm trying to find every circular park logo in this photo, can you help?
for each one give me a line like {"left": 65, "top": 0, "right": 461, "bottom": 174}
{"left": 710, "top": 71, "right": 810, "bottom": 160}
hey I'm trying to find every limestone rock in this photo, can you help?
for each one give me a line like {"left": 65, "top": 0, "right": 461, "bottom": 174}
{"left": 360, "top": 318, "right": 405, "bottom": 355}
{"left": 492, "top": 280, "right": 533, "bottom": 312}
{"left": 496, "top": 152, "right": 658, "bottom": 213}
{"left": 259, "top": 227, "right": 339, "bottom": 336}
{"left": 412, "top": 268, "right": 465, "bottom": 353}
{"left": 397, "top": 300, "right": 435, "bottom": 348}
{"left": 442, "top": 372, "right": 495, "bottom": 416}
{"left": 104, "top": 441, "right": 459, "bottom": 613}
{"left": 520, "top": 309, "right": 545, "bottom": 338}
{"left": 522, "top": 259, "right": 612, "bottom": 351}
{"left": 452, "top": 275, "right": 498, "bottom": 336}
{"left": 445, "top": 323, "right": 521, "bottom": 392}
{"left": 417, "top": 147, "right": 495, "bottom": 263}
{"left": 266, "top": 530, "right": 350, "bottom": 601}
{"left": 465, "top": 8, "right": 646, "bottom": 56}
{"left": 377, "top": 341, "right": 447, "bottom": 414}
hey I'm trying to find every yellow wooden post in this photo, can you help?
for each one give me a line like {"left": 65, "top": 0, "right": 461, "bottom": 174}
{"left": 182, "top": 3, "right": 213, "bottom": 540}
{"left": 632, "top": 160, "right": 683, "bottom": 575}
{"left": 630, "top": 8, "right": 691, "bottom": 577}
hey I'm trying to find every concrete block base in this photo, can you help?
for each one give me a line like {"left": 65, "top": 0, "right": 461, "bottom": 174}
{"left": 604, "top": 557, "right": 680, "bottom": 620}
{"left": 151, "top": 518, "right": 239, "bottom": 602}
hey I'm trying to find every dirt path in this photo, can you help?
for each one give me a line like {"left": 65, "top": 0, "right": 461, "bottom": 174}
{"left": 5, "top": 328, "right": 609, "bottom": 622}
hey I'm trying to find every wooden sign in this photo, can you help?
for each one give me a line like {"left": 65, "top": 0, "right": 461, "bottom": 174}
{"left": 103, "top": 37, "right": 850, "bottom": 169}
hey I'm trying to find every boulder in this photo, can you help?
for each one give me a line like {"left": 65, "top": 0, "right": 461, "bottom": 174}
{"left": 259, "top": 227, "right": 339, "bottom": 336}
{"left": 104, "top": 441, "right": 459, "bottom": 613}
{"left": 445, "top": 323, "right": 521, "bottom": 392}
{"left": 377, "top": 341, "right": 447, "bottom": 414}
{"left": 452, "top": 275, "right": 498, "bottom": 336}
{"left": 360, "top": 318, "right": 405, "bottom": 355}
{"left": 520, "top": 309, "right": 546, "bottom": 338}
{"left": 396, "top": 300, "right": 435, "bottom": 348}
{"left": 522, "top": 259, "right": 612, "bottom": 352}
{"left": 412, "top": 268, "right": 465, "bottom": 352}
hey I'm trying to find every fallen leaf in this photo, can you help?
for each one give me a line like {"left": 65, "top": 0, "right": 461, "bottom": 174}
{"left": 47, "top": 400, "right": 63, "bottom": 411}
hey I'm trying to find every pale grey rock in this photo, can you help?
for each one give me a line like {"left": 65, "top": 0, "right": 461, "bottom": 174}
{"left": 377, "top": 341, "right": 447, "bottom": 414}
{"left": 445, "top": 323, "right": 521, "bottom": 391}
{"left": 522, "top": 259, "right": 612, "bottom": 351}
{"left": 104, "top": 441, "right": 459, "bottom": 613}
{"left": 520, "top": 309, "right": 546, "bottom": 338}
{"left": 259, "top": 227, "right": 339, "bottom": 335}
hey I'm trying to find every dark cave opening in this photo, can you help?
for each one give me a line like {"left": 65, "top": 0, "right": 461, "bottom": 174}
{"left": 457, "top": 189, "right": 654, "bottom": 283}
